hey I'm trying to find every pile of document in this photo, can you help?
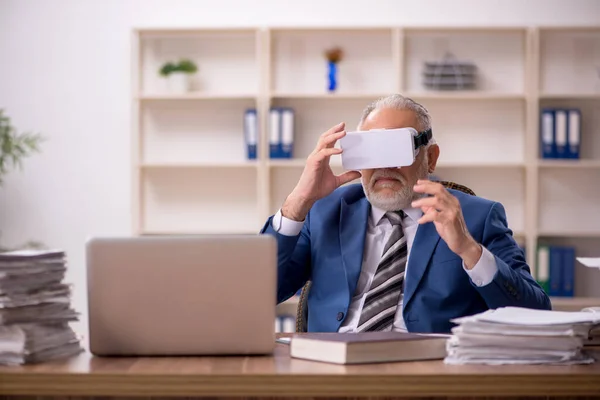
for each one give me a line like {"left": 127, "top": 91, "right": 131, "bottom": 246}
{"left": 445, "top": 307, "right": 600, "bottom": 365}
{"left": 0, "top": 249, "right": 82, "bottom": 365}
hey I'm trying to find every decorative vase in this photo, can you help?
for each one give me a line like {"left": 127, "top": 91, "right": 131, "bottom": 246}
{"left": 167, "top": 72, "right": 190, "bottom": 94}
{"left": 327, "top": 61, "right": 337, "bottom": 92}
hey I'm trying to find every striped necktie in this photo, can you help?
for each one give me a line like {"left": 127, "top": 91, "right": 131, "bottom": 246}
{"left": 356, "top": 210, "right": 407, "bottom": 332}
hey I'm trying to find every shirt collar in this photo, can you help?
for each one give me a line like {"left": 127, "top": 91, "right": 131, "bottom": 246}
{"left": 370, "top": 204, "right": 422, "bottom": 226}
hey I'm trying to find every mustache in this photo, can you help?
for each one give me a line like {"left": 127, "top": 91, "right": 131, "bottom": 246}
{"left": 369, "top": 169, "right": 406, "bottom": 185}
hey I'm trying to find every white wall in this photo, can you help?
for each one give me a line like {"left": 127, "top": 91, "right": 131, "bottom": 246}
{"left": 1, "top": 0, "right": 599, "bottom": 338}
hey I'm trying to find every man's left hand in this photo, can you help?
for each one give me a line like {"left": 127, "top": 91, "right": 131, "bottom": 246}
{"left": 411, "top": 179, "right": 482, "bottom": 269}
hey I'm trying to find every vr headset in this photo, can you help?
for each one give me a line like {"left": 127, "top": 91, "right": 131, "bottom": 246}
{"left": 339, "top": 127, "right": 432, "bottom": 170}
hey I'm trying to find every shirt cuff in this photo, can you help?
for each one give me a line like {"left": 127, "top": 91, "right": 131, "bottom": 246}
{"left": 464, "top": 246, "right": 498, "bottom": 287}
{"left": 271, "top": 209, "right": 304, "bottom": 237}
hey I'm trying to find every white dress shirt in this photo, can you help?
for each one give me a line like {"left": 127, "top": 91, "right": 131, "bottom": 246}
{"left": 272, "top": 204, "right": 498, "bottom": 332}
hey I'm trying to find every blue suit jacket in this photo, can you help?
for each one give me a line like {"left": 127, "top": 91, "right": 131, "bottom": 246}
{"left": 260, "top": 184, "right": 551, "bottom": 333}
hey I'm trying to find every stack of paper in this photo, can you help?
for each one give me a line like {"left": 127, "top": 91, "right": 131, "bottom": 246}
{"left": 445, "top": 307, "right": 600, "bottom": 365}
{"left": 0, "top": 249, "right": 82, "bottom": 365}
{"left": 575, "top": 258, "right": 600, "bottom": 346}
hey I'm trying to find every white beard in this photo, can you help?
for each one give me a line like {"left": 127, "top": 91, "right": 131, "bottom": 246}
{"left": 361, "top": 157, "right": 430, "bottom": 211}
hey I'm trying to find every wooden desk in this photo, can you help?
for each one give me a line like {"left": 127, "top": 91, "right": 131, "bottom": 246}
{"left": 1, "top": 344, "right": 599, "bottom": 399}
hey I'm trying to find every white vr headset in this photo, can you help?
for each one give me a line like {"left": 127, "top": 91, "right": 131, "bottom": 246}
{"left": 339, "top": 127, "right": 433, "bottom": 170}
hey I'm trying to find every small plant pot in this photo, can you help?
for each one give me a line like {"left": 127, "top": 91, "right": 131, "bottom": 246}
{"left": 166, "top": 72, "right": 191, "bottom": 94}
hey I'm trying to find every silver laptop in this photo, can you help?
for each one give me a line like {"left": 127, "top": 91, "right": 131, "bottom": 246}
{"left": 86, "top": 235, "right": 277, "bottom": 356}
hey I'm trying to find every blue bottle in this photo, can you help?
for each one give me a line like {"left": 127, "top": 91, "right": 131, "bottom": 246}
{"left": 328, "top": 61, "right": 337, "bottom": 92}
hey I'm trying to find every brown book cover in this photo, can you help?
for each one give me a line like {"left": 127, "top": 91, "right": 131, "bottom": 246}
{"left": 294, "top": 332, "right": 446, "bottom": 343}
{"left": 290, "top": 332, "right": 449, "bottom": 364}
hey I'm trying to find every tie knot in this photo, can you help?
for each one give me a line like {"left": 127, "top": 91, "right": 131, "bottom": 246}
{"left": 386, "top": 210, "right": 406, "bottom": 226}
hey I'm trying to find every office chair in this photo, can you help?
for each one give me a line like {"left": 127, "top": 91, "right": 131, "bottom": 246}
{"left": 294, "top": 180, "right": 476, "bottom": 333}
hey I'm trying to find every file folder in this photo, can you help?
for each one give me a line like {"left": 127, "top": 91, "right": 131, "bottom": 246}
{"left": 244, "top": 108, "right": 258, "bottom": 160}
{"left": 536, "top": 245, "right": 550, "bottom": 294}
{"left": 269, "top": 108, "right": 282, "bottom": 158}
{"left": 540, "top": 109, "right": 555, "bottom": 159}
{"left": 554, "top": 110, "right": 568, "bottom": 159}
{"left": 280, "top": 108, "right": 294, "bottom": 159}
{"left": 549, "top": 246, "right": 563, "bottom": 297}
{"left": 567, "top": 109, "right": 581, "bottom": 159}
{"left": 562, "top": 247, "right": 575, "bottom": 297}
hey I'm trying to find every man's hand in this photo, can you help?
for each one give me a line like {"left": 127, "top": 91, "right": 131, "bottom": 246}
{"left": 282, "top": 122, "right": 361, "bottom": 221}
{"left": 411, "top": 179, "right": 482, "bottom": 269}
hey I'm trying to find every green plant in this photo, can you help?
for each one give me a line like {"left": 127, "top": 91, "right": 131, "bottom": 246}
{"left": 0, "top": 109, "right": 43, "bottom": 186}
{"left": 159, "top": 59, "right": 198, "bottom": 77}
{"left": 0, "top": 110, "right": 45, "bottom": 252}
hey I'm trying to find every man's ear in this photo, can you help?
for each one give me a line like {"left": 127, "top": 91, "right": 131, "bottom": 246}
{"left": 427, "top": 144, "right": 440, "bottom": 173}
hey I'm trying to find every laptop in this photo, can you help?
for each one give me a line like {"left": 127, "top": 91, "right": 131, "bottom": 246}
{"left": 86, "top": 234, "right": 277, "bottom": 356}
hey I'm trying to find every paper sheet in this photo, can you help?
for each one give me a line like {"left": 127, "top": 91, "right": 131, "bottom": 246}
{"left": 576, "top": 257, "right": 600, "bottom": 269}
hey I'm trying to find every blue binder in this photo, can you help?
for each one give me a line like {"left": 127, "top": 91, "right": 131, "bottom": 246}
{"left": 540, "top": 108, "right": 555, "bottom": 159}
{"left": 244, "top": 108, "right": 258, "bottom": 160}
{"left": 567, "top": 108, "right": 581, "bottom": 159}
{"left": 280, "top": 107, "right": 294, "bottom": 159}
{"left": 562, "top": 246, "right": 575, "bottom": 297}
{"left": 554, "top": 109, "right": 568, "bottom": 159}
{"left": 549, "top": 246, "right": 563, "bottom": 297}
{"left": 269, "top": 107, "right": 282, "bottom": 158}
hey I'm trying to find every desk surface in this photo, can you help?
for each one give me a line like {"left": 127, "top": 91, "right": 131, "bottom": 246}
{"left": 1, "top": 344, "right": 600, "bottom": 398}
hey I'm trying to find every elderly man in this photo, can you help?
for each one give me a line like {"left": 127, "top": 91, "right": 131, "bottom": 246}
{"left": 260, "top": 94, "right": 550, "bottom": 333}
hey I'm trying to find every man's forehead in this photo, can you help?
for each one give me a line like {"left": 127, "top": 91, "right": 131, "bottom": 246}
{"left": 361, "top": 108, "right": 419, "bottom": 130}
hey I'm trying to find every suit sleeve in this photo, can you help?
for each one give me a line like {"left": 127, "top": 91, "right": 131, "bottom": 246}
{"left": 260, "top": 213, "right": 311, "bottom": 304}
{"left": 473, "top": 202, "right": 552, "bottom": 310}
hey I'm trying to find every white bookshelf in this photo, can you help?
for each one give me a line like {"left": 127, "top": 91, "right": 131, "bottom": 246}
{"left": 132, "top": 26, "right": 600, "bottom": 311}
{"left": 534, "top": 27, "right": 600, "bottom": 302}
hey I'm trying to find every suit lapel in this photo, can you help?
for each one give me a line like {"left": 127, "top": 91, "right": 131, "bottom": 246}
{"left": 403, "top": 221, "right": 441, "bottom": 309}
{"left": 339, "top": 196, "right": 370, "bottom": 299}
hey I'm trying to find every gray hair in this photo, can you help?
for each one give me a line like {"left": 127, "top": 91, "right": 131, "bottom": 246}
{"left": 357, "top": 94, "right": 436, "bottom": 146}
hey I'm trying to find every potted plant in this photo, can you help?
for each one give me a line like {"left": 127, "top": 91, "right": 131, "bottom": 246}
{"left": 0, "top": 109, "right": 44, "bottom": 251}
{"left": 159, "top": 59, "right": 198, "bottom": 94}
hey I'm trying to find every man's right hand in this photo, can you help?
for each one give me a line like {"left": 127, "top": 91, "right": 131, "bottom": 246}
{"left": 281, "top": 122, "right": 362, "bottom": 221}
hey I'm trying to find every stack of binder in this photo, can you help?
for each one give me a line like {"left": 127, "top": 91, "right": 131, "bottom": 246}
{"left": 243, "top": 107, "right": 296, "bottom": 160}
{"left": 540, "top": 108, "right": 581, "bottom": 159}
{"left": 536, "top": 245, "right": 576, "bottom": 297}
{"left": 0, "top": 249, "right": 82, "bottom": 365}
{"left": 269, "top": 107, "right": 295, "bottom": 159}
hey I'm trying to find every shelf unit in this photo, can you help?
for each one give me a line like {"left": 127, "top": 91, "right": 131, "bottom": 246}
{"left": 132, "top": 26, "right": 600, "bottom": 309}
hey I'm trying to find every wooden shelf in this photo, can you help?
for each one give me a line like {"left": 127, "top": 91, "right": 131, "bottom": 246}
{"left": 139, "top": 93, "right": 257, "bottom": 101}
{"left": 403, "top": 26, "right": 528, "bottom": 33}
{"left": 538, "top": 231, "right": 600, "bottom": 238}
{"left": 267, "top": 159, "right": 306, "bottom": 167}
{"left": 136, "top": 27, "right": 257, "bottom": 34}
{"left": 141, "top": 162, "right": 258, "bottom": 169}
{"left": 270, "top": 92, "right": 388, "bottom": 100}
{"left": 550, "top": 297, "right": 600, "bottom": 312}
{"left": 267, "top": 159, "right": 342, "bottom": 168}
{"left": 405, "top": 92, "right": 526, "bottom": 100}
{"left": 539, "top": 93, "right": 600, "bottom": 100}
{"left": 141, "top": 229, "right": 259, "bottom": 235}
{"left": 436, "top": 161, "right": 525, "bottom": 168}
{"left": 266, "top": 160, "right": 524, "bottom": 170}
{"left": 538, "top": 160, "right": 600, "bottom": 169}
{"left": 266, "top": 160, "right": 522, "bottom": 169}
